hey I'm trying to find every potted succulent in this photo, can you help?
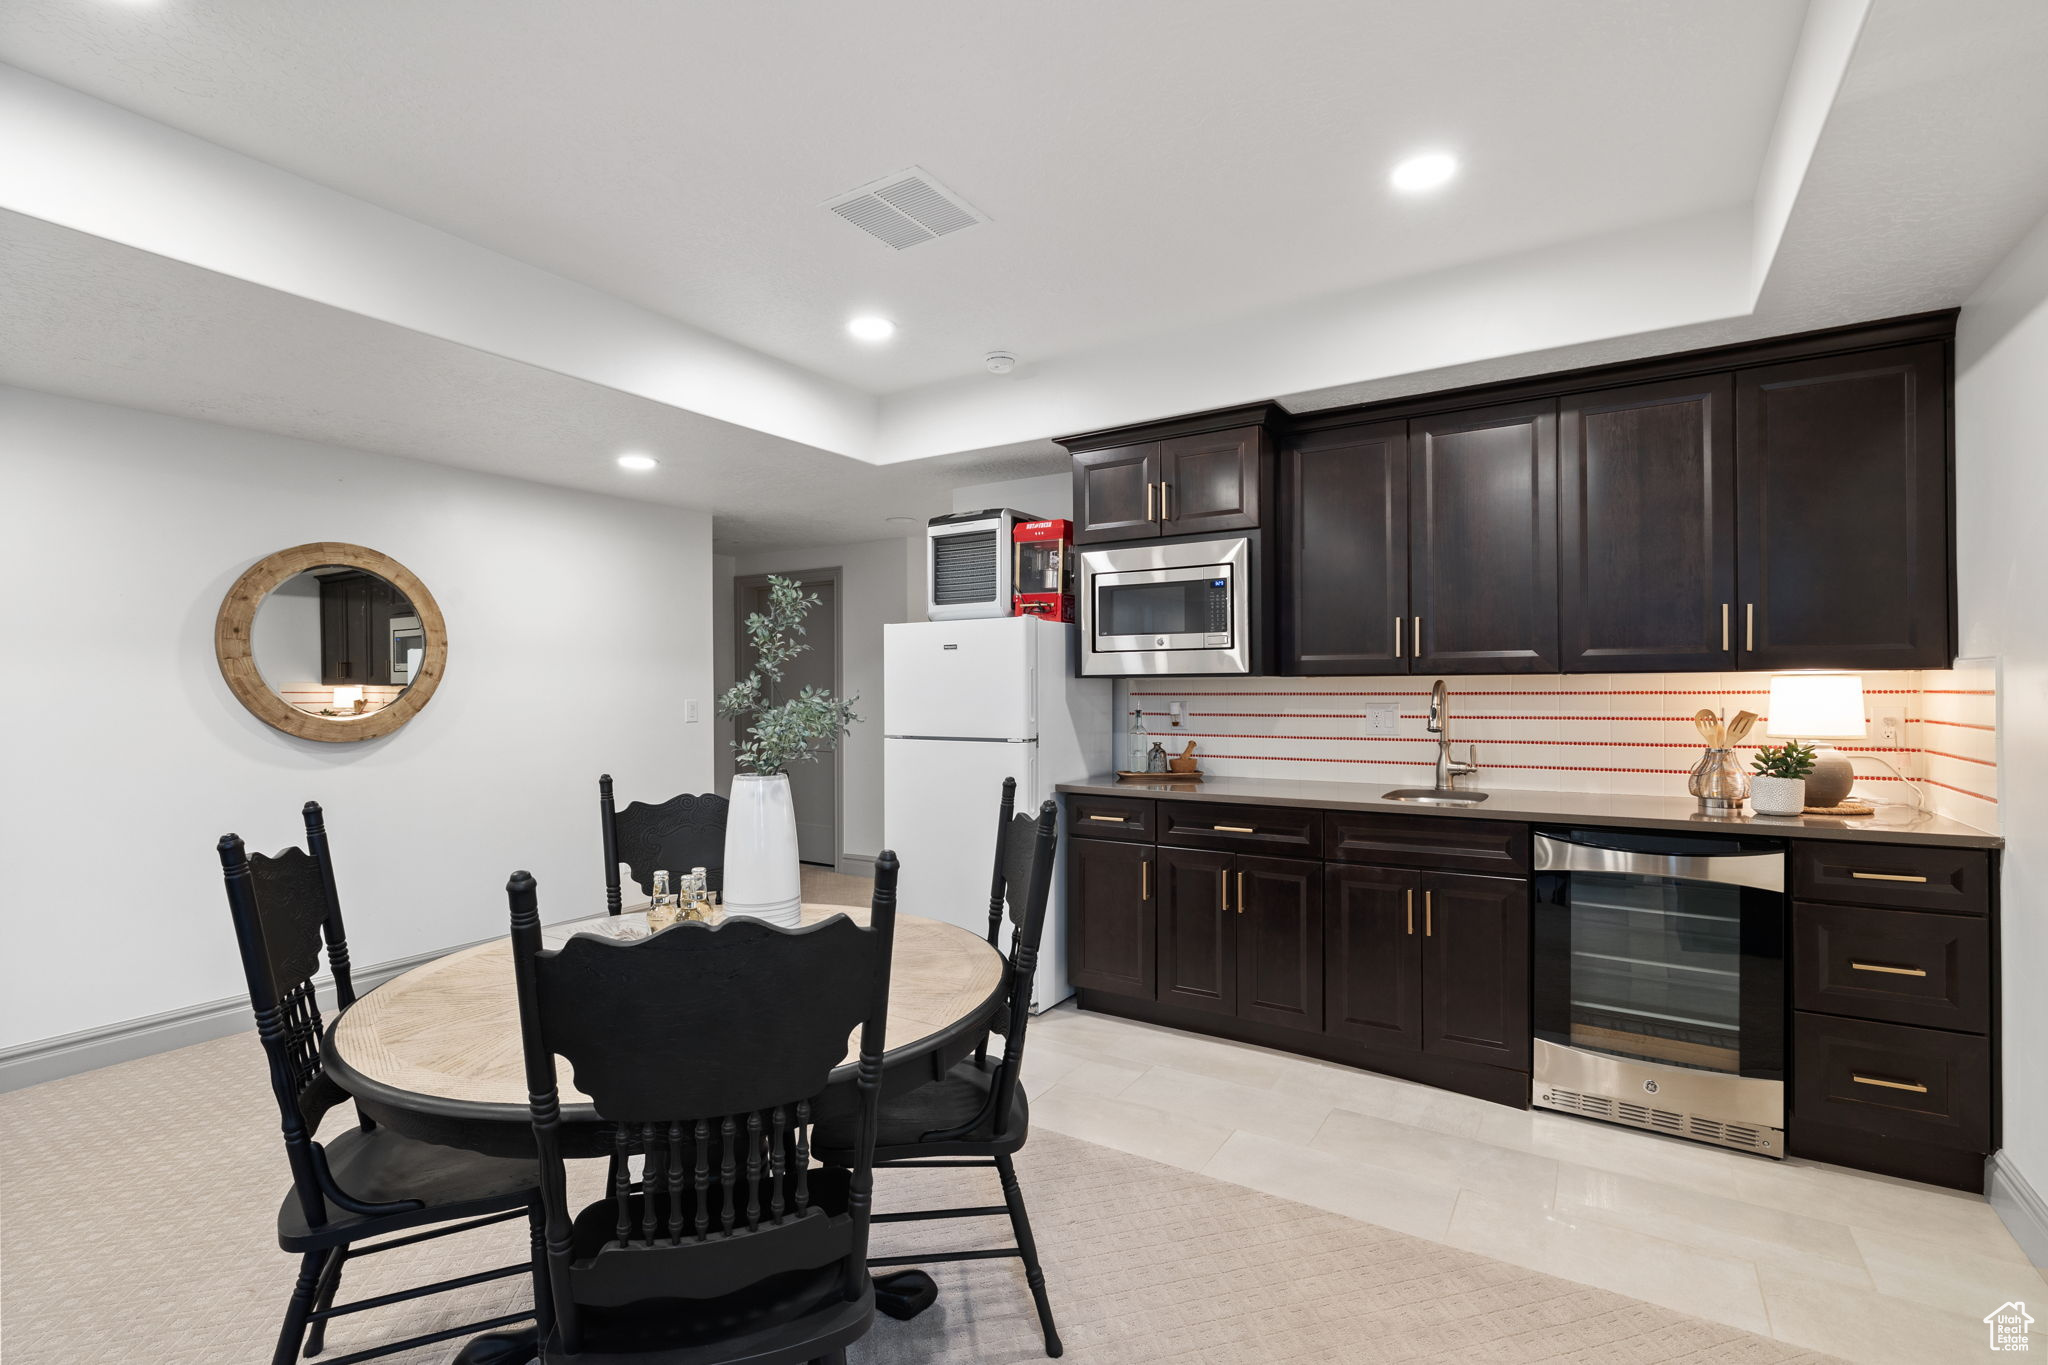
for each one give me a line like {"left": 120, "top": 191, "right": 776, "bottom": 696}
{"left": 1749, "top": 740, "right": 1817, "bottom": 816}
{"left": 717, "top": 577, "right": 859, "bottom": 924}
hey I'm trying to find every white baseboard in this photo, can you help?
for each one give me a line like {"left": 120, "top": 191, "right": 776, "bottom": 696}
{"left": 0, "top": 939, "right": 482, "bottom": 1094}
{"left": 1988, "top": 1150, "right": 2048, "bottom": 1267}
{"left": 837, "top": 853, "right": 878, "bottom": 877}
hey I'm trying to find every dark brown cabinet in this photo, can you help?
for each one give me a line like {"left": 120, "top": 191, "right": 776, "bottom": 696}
{"left": 1408, "top": 401, "right": 1559, "bottom": 673}
{"left": 1559, "top": 376, "right": 1736, "bottom": 672}
{"left": 1068, "top": 837, "right": 1155, "bottom": 1000}
{"left": 1157, "top": 847, "right": 1236, "bottom": 1016}
{"left": 1064, "top": 415, "right": 1276, "bottom": 545}
{"left": 1325, "top": 865, "right": 1423, "bottom": 1050}
{"left": 1235, "top": 855, "right": 1323, "bottom": 1033}
{"left": 1736, "top": 343, "right": 1951, "bottom": 670}
{"left": 1281, "top": 421, "right": 1408, "bottom": 674}
{"left": 1418, "top": 872, "right": 1531, "bottom": 1068}
{"left": 319, "top": 571, "right": 411, "bottom": 686}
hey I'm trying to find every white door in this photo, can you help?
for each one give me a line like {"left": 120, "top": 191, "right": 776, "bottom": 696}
{"left": 883, "top": 736, "right": 1036, "bottom": 938}
{"left": 884, "top": 619, "right": 1035, "bottom": 742}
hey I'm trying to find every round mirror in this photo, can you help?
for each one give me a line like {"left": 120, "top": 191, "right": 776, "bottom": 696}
{"left": 215, "top": 543, "right": 447, "bottom": 742}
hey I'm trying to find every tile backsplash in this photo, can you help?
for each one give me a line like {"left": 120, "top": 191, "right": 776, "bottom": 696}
{"left": 1118, "top": 665, "right": 1999, "bottom": 830}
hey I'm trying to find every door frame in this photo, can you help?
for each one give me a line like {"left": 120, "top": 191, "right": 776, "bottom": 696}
{"left": 732, "top": 567, "right": 846, "bottom": 872}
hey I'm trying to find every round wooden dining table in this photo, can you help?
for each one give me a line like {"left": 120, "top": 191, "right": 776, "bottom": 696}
{"left": 321, "top": 901, "right": 1008, "bottom": 1361}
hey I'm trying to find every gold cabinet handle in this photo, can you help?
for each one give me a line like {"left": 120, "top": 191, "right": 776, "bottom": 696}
{"left": 1145, "top": 481, "right": 1155, "bottom": 522}
{"left": 1852, "top": 961, "right": 1929, "bottom": 977}
{"left": 1850, "top": 871, "right": 1929, "bottom": 883}
{"left": 1424, "top": 889, "right": 1433, "bottom": 936}
{"left": 1220, "top": 870, "right": 1229, "bottom": 914}
{"left": 1087, "top": 814, "right": 1127, "bottom": 822}
{"left": 1406, "top": 888, "right": 1414, "bottom": 935}
{"left": 1721, "top": 603, "right": 1730, "bottom": 651}
{"left": 1745, "top": 603, "right": 1755, "bottom": 651}
{"left": 1162, "top": 482, "right": 1173, "bottom": 522}
{"left": 1236, "top": 870, "right": 1245, "bottom": 915}
{"left": 1214, "top": 824, "right": 1255, "bottom": 834}
{"left": 1394, "top": 615, "right": 1402, "bottom": 659}
{"left": 1412, "top": 615, "right": 1421, "bottom": 656}
{"left": 1141, "top": 858, "right": 1150, "bottom": 901}
{"left": 1852, "top": 1073, "right": 1929, "bottom": 1094}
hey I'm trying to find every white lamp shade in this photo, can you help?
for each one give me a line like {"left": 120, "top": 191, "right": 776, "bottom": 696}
{"left": 1765, "top": 673, "right": 1866, "bottom": 739}
{"left": 332, "top": 686, "right": 364, "bottom": 707}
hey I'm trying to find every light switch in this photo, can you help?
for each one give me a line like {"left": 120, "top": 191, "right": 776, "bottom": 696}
{"left": 685, "top": 699, "right": 700, "bottom": 723}
{"left": 1363, "top": 702, "right": 1398, "bottom": 736}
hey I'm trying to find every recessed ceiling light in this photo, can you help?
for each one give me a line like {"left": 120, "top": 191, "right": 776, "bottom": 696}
{"left": 847, "top": 315, "right": 896, "bottom": 342}
{"left": 1389, "top": 152, "right": 1458, "bottom": 195}
{"left": 616, "top": 453, "right": 658, "bottom": 472}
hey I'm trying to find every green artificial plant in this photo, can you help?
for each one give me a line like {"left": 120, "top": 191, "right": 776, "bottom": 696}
{"left": 1750, "top": 740, "right": 1818, "bottom": 781}
{"left": 719, "top": 575, "right": 860, "bottom": 776}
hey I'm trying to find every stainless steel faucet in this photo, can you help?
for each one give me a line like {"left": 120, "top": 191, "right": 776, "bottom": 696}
{"left": 1427, "top": 679, "right": 1479, "bottom": 790}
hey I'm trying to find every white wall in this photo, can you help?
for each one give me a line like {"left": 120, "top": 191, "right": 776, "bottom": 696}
{"left": 950, "top": 473, "right": 1071, "bottom": 522}
{"left": 723, "top": 537, "right": 917, "bottom": 866}
{"left": 0, "top": 388, "right": 716, "bottom": 1050}
{"left": 1956, "top": 205, "right": 2048, "bottom": 1211}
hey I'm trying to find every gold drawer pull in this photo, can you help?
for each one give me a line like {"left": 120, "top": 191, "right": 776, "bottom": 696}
{"left": 1213, "top": 824, "right": 1255, "bottom": 834}
{"left": 1087, "top": 814, "right": 1127, "bottom": 822}
{"left": 1849, "top": 871, "right": 1929, "bottom": 883}
{"left": 1852, "top": 1073, "right": 1929, "bottom": 1094}
{"left": 1851, "top": 961, "right": 1929, "bottom": 977}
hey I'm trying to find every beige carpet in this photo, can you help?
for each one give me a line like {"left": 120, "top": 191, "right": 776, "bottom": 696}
{"left": 0, "top": 1033, "right": 1841, "bottom": 1364}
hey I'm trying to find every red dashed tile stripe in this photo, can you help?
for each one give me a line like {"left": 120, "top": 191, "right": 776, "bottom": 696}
{"left": 1924, "top": 749, "right": 1998, "bottom": 767}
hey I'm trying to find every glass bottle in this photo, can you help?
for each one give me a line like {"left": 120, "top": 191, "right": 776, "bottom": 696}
{"left": 1127, "top": 706, "right": 1150, "bottom": 773}
{"left": 688, "top": 867, "right": 714, "bottom": 920}
{"left": 1146, "top": 741, "right": 1168, "bottom": 773}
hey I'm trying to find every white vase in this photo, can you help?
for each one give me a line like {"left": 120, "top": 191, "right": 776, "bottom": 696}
{"left": 722, "top": 772, "right": 803, "bottom": 927}
{"left": 1750, "top": 775, "right": 1807, "bottom": 817}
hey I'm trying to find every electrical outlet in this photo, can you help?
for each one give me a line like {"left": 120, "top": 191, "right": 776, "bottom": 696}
{"left": 1167, "top": 700, "right": 1185, "bottom": 728}
{"left": 1363, "top": 702, "right": 1399, "bottom": 736}
{"left": 685, "top": 699, "right": 700, "bottom": 724}
{"left": 1878, "top": 712, "right": 1901, "bottom": 747}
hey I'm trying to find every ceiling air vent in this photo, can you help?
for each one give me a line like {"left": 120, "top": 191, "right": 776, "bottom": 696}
{"left": 825, "top": 167, "right": 986, "bottom": 250}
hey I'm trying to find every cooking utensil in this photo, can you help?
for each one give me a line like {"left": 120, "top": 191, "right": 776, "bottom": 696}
{"left": 1726, "top": 710, "right": 1759, "bottom": 745}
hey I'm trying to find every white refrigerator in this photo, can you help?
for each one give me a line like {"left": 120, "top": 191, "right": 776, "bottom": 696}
{"left": 883, "top": 617, "right": 1112, "bottom": 1011}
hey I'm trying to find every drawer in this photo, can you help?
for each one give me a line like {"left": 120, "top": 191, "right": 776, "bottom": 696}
{"left": 1793, "top": 902, "right": 1990, "bottom": 1033}
{"left": 1324, "top": 811, "right": 1529, "bottom": 876}
{"left": 1065, "top": 793, "right": 1156, "bottom": 843}
{"left": 1792, "top": 841, "right": 1990, "bottom": 915}
{"left": 1792, "top": 1012, "right": 1990, "bottom": 1153}
{"left": 1158, "top": 802, "right": 1321, "bottom": 858}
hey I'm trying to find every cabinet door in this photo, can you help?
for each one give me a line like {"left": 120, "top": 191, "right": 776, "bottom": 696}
{"left": 1234, "top": 855, "right": 1323, "bottom": 1034}
{"left": 1068, "top": 838, "right": 1156, "bottom": 1000}
{"left": 1072, "top": 443, "right": 1161, "bottom": 544}
{"left": 1160, "top": 428, "right": 1262, "bottom": 536}
{"left": 1420, "top": 872, "right": 1530, "bottom": 1068}
{"left": 1409, "top": 401, "right": 1559, "bottom": 673}
{"left": 1736, "top": 343, "right": 1951, "bottom": 670}
{"left": 1560, "top": 376, "right": 1735, "bottom": 672}
{"left": 1281, "top": 422, "right": 1408, "bottom": 675}
{"left": 1325, "top": 864, "right": 1422, "bottom": 1051}
{"left": 1157, "top": 847, "right": 1236, "bottom": 1016}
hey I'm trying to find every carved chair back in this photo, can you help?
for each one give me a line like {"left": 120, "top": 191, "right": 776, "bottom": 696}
{"left": 510, "top": 857, "right": 900, "bottom": 1351}
{"left": 598, "top": 774, "right": 730, "bottom": 914}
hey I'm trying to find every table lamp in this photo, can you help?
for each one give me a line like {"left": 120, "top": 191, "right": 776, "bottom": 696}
{"left": 1765, "top": 673, "right": 1865, "bottom": 807}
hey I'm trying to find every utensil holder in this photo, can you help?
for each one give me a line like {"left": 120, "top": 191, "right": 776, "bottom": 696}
{"left": 1687, "top": 748, "right": 1750, "bottom": 813}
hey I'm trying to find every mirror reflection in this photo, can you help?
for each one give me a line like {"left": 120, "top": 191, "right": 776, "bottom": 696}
{"left": 251, "top": 567, "right": 422, "bottom": 718}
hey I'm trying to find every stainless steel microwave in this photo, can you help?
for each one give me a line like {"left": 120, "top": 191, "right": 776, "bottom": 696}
{"left": 1078, "top": 535, "right": 1253, "bottom": 675}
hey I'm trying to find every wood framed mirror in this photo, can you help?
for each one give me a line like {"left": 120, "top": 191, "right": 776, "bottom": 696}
{"left": 215, "top": 542, "right": 448, "bottom": 743}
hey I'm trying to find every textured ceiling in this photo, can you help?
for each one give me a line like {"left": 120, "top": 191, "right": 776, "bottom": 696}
{"left": 0, "top": 0, "right": 1804, "bottom": 394}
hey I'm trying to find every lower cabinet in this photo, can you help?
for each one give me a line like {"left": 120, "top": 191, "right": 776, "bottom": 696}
{"left": 1156, "top": 847, "right": 1324, "bottom": 1031}
{"left": 1158, "top": 847, "right": 1235, "bottom": 1016}
{"left": 1068, "top": 837, "right": 1155, "bottom": 1000}
{"left": 1324, "top": 864, "right": 1530, "bottom": 1069}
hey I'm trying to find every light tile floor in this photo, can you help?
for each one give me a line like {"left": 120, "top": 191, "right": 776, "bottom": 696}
{"left": 1021, "top": 1002, "right": 2041, "bottom": 1365}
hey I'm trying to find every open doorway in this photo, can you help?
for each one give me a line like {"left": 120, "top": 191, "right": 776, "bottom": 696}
{"left": 733, "top": 569, "right": 842, "bottom": 868}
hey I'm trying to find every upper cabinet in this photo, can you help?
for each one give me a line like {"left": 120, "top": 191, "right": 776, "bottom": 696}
{"left": 1409, "top": 401, "right": 1559, "bottom": 674}
{"left": 1736, "top": 343, "right": 1952, "bottom": 670}
{"left": 1061, "top": 405, "right": 1282, "bottom": 545}
{"left": 1062, "top": 315, "right": 1957, "bottom": 675}
{"left": 1281, "top": 421, "right": 1407, "bottom": 674}
{"left": 1559, "top": 376, "right": 1736, "bottom": 672}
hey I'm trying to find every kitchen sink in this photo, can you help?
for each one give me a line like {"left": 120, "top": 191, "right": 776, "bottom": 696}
{"left": 1382, "top": 788, "right": 1489, "bottom": 806}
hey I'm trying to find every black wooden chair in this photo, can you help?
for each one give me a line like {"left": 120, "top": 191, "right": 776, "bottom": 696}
{"left": 219, "top": 801, "right": 543, "bottom": 1365}
{"left": 813, "top": 793, "right": 1064, "bottom": 1358}
{"left": 508, "top": 854, "right": 902, "bottom": 1364}
{"left": 598, "top": 774, "right": 729, "bottom": 914}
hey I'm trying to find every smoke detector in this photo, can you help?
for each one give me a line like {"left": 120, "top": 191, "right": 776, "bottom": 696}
{"left": 984, "top": 351, "right": 1018, "bottom": 375}
{"left": 825, "top": 167, "right": 987, "bottom": 250}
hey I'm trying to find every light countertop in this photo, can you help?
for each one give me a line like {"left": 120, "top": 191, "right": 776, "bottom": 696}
{"left": 1055, "top": 774, "right": 2001, "bottom": 849}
